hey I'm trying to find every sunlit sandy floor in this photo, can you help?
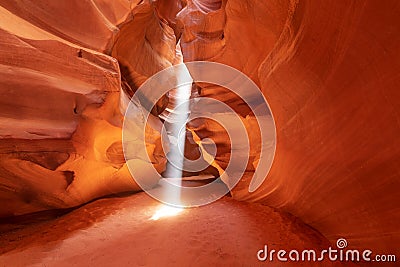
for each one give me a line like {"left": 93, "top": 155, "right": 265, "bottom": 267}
{"left": 0, "top": 191, "right": 357, "bottom": 266}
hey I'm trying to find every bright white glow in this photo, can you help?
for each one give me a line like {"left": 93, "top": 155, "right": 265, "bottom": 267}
{"left": 155, "top": 43, "right": 193, "bottom": 207}
{"left": 163, "top": 64, "right": 192, "bottom": 182}
{"left": 159, "top": 44, "right": 192, "bottom": 206}
{"left": 150, "top": 205, "right": 183, "bottom": 221}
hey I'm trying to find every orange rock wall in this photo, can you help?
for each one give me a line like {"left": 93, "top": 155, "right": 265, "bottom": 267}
{"left": 0, "top": 1, "right": 170, "bottom": 216}
{"left": 178, "top": 0, "right": 400, "bottom": 253}
{"left": 0, "top": 0, "right": 399, "bottom": 255}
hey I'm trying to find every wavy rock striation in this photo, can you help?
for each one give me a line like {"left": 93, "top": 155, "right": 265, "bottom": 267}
{"left": 0, "top": 0, "right": 399, "bottom": 256}
{"left": 178, "top": 0, "right": 400, "bottom": 254}
{"left": 0, "top": 0, "right": 173, "bottom": 216}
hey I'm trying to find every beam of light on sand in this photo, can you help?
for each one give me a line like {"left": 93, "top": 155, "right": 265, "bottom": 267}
{"left": 160, "top": 48, "right": 192, "bottom": 206}
{"left": 150, "top": 205, "right": 183, "bottom": 221}
{"left": 123, "top": 61, "right": 275, "bottom": 207}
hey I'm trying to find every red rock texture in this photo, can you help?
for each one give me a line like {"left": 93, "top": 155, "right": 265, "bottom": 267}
{"left": 0, "top": 0, "right": 399, "bottom": 258}
{"left": 0, "top": 1, "right": 148, "bottom": 216}
{"left": 255, "top": 0, "right": 400, "bottom": 253}
{"left": 177, "top": 0, "right": 400, "bottom": 255}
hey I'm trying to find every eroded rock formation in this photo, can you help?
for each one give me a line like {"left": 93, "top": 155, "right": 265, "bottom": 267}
{"left": 0, "top": 0, "right": 399, "bottom": 256}
{"left": 177, "top": 0, "right": 400, "bottom": 254}
{"left": 0, "top": 0, "right": 170, "bottom": 216}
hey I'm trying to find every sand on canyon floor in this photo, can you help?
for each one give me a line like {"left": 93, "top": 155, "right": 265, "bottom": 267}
{"left": 0, "top": 190, "right": 361, "bottom": 267}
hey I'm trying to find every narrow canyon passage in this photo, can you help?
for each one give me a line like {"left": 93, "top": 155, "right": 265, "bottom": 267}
{"left": 0, "top": 0, "right": 399, "bottom": 266}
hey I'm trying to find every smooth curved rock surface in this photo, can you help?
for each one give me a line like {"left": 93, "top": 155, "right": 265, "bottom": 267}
{"left": 254, "top": 0, "right": 400, "bottom": 253}
{"left": 0, "top": 1, "right": 170, "bottom": 216}
{"left": 178, "top": 0, "right": 400, "bottom": 254}
{"left": 0, "top": 0, "right": 399, "bottom": 259}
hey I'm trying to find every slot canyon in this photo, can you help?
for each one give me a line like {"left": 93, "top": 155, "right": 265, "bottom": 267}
{"left": 0, "top": 0, "right": 399, "bottom": 266}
